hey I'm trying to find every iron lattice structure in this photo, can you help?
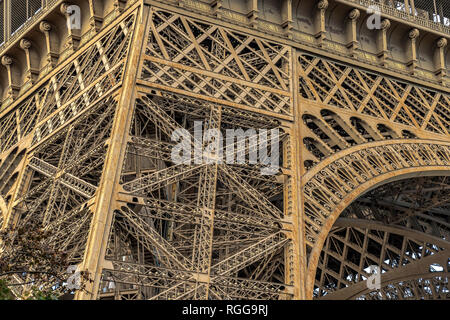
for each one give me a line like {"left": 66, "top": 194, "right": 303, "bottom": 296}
{"left": 0, "top": 0, "right": 449, "bottom": 300}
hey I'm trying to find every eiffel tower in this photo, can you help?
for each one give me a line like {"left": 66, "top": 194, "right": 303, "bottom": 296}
{"left": 0, "top": 0, "right": 449, "bottom": 300}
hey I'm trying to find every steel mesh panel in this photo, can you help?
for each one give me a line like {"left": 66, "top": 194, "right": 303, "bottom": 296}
{"left": 414, "top": 0, "right": 450, "bottom": 24}
{"left": 10, "top": 0, "right": 42, "bottom": 35}
{"left": 0, "top": 1, "right": 4, "bottom": 44}
{"left": 370, "top": 0, "right": 450, "bottom": 25}
{"left": 10, "top": 0, "right": 27, "bottom": 34}
{"left": 28, "top": 0, "right": 42, "bottom": 16}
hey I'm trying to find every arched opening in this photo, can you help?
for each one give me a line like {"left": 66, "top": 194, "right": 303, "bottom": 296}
{"left": 376, "top": 124, "right": 399, "bottom": 139}
{"left": 350, "top": 117, "right": 378, "bottom": 142}
{"left": 303, "top": 140, "right": 450, "bottom": 299}
{"left": 303, "top": 137, "right": 328, "bottom": 160}
{"left": 402, "top": 130, "right": 417, "bottom": 139}
{"left": 311, "top": 175, "right": 450, "bottom": 300}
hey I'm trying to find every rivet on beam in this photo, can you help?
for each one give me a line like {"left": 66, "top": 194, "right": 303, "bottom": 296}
{"left": 314, "top": 0, "right": 328, "bottom": 47}
{"left": 406, "top": 28, "right": 420, "bottom": 75}
{"left": 346, "top": 9, "right": 360, "bottom": 57}
{"left": 39, "top": 21, "right": 59, "bottom": 70}
{"left": 434, "top": 38, "right": 448, "bottom": 84}
{"left": 376, "top": 19, "right": 391, "bottom": 67}
{"left": 20, "top": 39, "right": 39, "bottom": 85}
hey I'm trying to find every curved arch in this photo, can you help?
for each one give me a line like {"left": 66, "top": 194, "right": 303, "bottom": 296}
{"left": 334, "top": 218, "right": 450, "bottom": 250}
{"left": 316, "top": 218, "right": 450, "bottom": 300}
{"left": 353, "top": 273, "right": 450, "bottom": 300}
{"left": 332, "top": 272, "right": 450, "bottom": 300}
{"left": 302, "top": 139, "right": 450, "bottom": 299}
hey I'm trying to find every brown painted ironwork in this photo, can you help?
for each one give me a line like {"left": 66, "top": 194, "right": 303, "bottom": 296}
{"left": 0, "top": 0, "right": 448, "bottom": 300}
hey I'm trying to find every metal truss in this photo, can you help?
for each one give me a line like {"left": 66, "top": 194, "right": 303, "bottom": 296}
{"left": 298, "top": 53, "right": 449, "bottom": 136}
{"left": 314, "top": 176, "right": 450, "bottom": 300}
{"left": 0, "top": 1, "right": 449, "bottom": 301}
{"left": 0, "top": 7, "right": 137, "bottom": 298}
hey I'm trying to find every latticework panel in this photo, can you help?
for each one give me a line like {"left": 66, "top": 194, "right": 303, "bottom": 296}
{"left": 303, "top": 141, "right": 450, "bottom": 249}
{"left": 300, "top": 106, "right": 426, "bottom": 170}
{"left": 140, "top": 8, "right": 292, "bottom": 118}
{"left": 314, "top": 176, "right": 450, "bottom": 300}
{"left": 298, "top": 36, "right": 450, "bottom": 299}
{"left": 0, "top": 147, "right": 26, "bottom": 219}
{"left": 0, "top": 1, "right": 449, "bottom": 301}
{"left": 90, "top": 6, "right": 300, "bottom": 300}
{"left": 0, "top": 9, "right": 137, "bottom": 295}
{"left": 315, "top": 224, "right": 448, "bottom": 298}
{"left": 356, "top": 275, "right": 450, "bottom": 300}
{"left": 0, "top": 92, "right": 39, "bottom": 154}
{"left": 99, "top": 90, "right": 292, "bottom": 300}
{"left": 298, "top": 53, "right": 449, "bottom": 136}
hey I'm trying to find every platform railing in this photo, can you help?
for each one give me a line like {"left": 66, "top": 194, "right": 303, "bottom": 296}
{"left": 0, "top": 0, "right": 61, "bottom": 52}
{"left": 338, "top": 0, "right": 450, "bottom": 34}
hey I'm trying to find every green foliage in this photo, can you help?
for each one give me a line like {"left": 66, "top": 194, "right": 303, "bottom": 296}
{"left": 24, "top": 286, "right": 59, "bottom": 300}
{"left": 0, "top": 207, "right": 93, "bottom": 299}
{"left": 0, "top": 279, "right": 15, "bottom": 300}
{"left": 0, "top": 280, "right": 62, "bottom": 300}
{"left": 0, "top": 216, "right": 71, "bottom": 299}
